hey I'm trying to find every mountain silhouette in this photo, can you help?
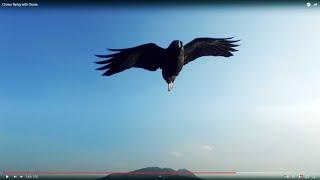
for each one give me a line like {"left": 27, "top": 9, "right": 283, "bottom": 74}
{"left": 98, "top": 167, "right": 202, "bottom": 180}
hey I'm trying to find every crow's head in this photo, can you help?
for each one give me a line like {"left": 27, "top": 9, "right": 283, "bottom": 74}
{"left": 163, "top": 75, "right": 176, "bottom": 92}
{"left": 169, "top": 40, "right": 183, "bottom": 49}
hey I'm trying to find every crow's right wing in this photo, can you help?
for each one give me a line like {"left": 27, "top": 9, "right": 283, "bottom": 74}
{"left": 184, "top": 38, "right": 240, "bottom": 64}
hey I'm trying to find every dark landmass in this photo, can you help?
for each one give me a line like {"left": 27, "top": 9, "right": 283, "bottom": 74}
{"left": 98, "top": 167, "right": 202, "bottom": 180}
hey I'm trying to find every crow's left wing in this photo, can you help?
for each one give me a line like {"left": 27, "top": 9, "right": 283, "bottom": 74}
{"left": 183, "top": 38, "right": 240, "bottom": 64}
{"left": 95, "top": 43, "right": 166, "bottom": 76}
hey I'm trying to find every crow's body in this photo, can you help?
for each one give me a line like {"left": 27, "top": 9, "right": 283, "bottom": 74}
{"left": 95, "top": 38, "right": 239, "bottom": 91}
{"left": 162, "top": 40, "right": 185, "bottom": 90}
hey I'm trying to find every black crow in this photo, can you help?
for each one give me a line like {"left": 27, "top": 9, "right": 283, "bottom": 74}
{"left": 95, "top": 38, "right": 240, "bottom": 91}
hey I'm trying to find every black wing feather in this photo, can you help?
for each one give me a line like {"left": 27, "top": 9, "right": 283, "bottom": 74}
{"left": 95, "top": 43, "right": 165, "bottom": 76}
{"left": 184, "top": 37, "right": 240, "bottom": 64}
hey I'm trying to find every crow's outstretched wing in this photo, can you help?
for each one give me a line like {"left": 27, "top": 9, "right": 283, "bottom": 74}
{"left": 183, "top": 38, "right": 240, "bottom": 64}
{"left": 95, "top": 43, "right": 166, "bottom": 76}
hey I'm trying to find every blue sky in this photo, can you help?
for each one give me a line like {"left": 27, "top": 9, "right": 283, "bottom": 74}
{"left": 1, "top": 5, "right": 320, "bottom": 173}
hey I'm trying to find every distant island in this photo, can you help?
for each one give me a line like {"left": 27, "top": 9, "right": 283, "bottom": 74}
{"left": 98, "top": 167, "right": 202, "bottom": 179}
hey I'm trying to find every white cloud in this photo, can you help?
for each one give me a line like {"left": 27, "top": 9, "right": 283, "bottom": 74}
{"left": 169, "top": 151, "right": 183, "bottom": 158}
{"left": 202, "top": 145, "right": 213, "bottom": 151}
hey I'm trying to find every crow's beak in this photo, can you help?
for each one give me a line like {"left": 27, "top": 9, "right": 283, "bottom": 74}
{"left": 168, "top": 82, "right": 174, "bottom": 92}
